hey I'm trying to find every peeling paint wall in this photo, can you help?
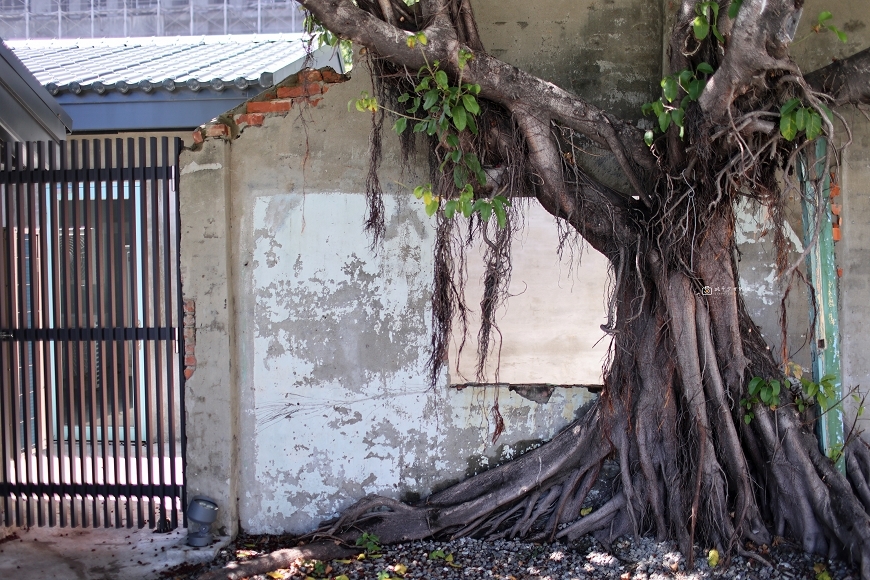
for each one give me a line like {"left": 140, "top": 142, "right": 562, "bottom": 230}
{"left": 178, "top": 0, "right": 870, "bottom": 536}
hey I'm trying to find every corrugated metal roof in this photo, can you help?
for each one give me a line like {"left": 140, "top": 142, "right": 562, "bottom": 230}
{"left": 5, "top": 34, "right": 317, "bottom": 96}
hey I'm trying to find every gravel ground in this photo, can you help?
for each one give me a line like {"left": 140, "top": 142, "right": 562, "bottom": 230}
{"left": 159, "top": 533, "right": 859, "bottom": 580}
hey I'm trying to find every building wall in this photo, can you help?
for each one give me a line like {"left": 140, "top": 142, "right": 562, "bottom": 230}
{"left": 178, "top": 1, "right": 870, "bottom": 536}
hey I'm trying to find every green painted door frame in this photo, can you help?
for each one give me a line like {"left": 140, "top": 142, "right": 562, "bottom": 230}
{"left": 800, "top": 138, "right": 845, "bottom": 471}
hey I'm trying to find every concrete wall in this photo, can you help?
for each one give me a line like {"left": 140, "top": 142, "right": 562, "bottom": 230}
{"left": 178, "top": 1, "right": 870, "bottom": 536}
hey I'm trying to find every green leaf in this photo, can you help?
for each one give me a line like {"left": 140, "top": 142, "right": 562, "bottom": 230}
{"left": 466, "top": 114, "right": 478, "bottom": 134}
{"left": 453, "top": 165, "right": 468, "bottom": 189}
{"left": 693, "top": 15, "right": 710, "bottom": 40}
{"left": 452, "top": 105, "right": 467, "bottom": 131}
{"left": 450, "top": 149, "right": 462, "bottom": 163}
{"left": 416, "top": 32, "right": 428, "bottom": 45}
{"left": 818, "top": 11, "right": 833, "bottom": 23}
{"left": 833, "top": 27, "right": 848, "bottom": 43}
{"left": 464, "top": 153, "right": 481, "bottom": 172}
{"left": 688, "top": 78, "right": 705, "bottom": 101}
{"left": 728, "top": 0, "right": 743, "bottom": 19}
{"left": 662, "top": 76, "right": 678, "bottom": 103}
{"left": 423, "top": 89, "right": 440, "bottom": 111}
{"left": 444, "top": 199, "right": 458, "bottom": 219}
{"left": 425, "top": 196, "right": 439, "bottom": 217}
{"left": 426, "top": 119, "right": 438, "bottom": 136}
{"left": 770, "top": 380, "right": 781, "bottom": 397}
{"left": 397, "top": 93, "right": 410, "bottom": 103}
{"left": 818, "top": 103, "right": 834, "bottom": 121}
{"left": 696, "top": 62, "right": 715, "bottom": 75}
{"left": 393, "top": 117, "right": 407, "bottom": 134}
{"left": 641, "top": 102, "right": 654, "bottom": 116}
{"left": 744, "top": 413, "right": 753, "bottom": 424}
{"left": 806, "top": 111, "right": 823, "bottom": 140}
{"left": 415, "top": 77, "right": 430, "bottom": 92}
{"left": 748, "top": 376, "right": 764, "bottom": 396}
{"left": 413, "top": 121, "right": 427, "bottom": 133}
{"left": 446, "top": 134, "right": 460, "bottom": 149}
{"left": 461, "top": 94, "right": 480, "bottom": 115}
{"left": 712, "top": 25, "right": 725, "bottom": 44}
{"left": 435, "top": 70, "right": 449, "bottom": 89}
{"left": 780, "top": 111, "right": 798, "bottom": 141}
{"left": 678, "top": 69, "right": 694, "bottom": 89}
{"left": 492, "top": 197, "right": 508, "bottom": 228}
{"left": 473, "top": 199, "right": 493, "bottom": 222}
{"left": 651, "top": 99, "right": 665, "bottom": 117}
{"left": 671, "top": 108, "right": 685, "bottom": 128}
{"left": 476, "top": 169, "right": 487, "bottom": 186}
{"left": 794, "top": 107, "right": 808, "bottom": 131}
{"left": 780, "top": 97, "right": 802, "bottom": 115}
{"left": 760, "top": 387, "right": 771, "bottom": 405}
{"left": 658, "top": 110, "right": 671, "bottom": 133}
{"left": 644, "top": 130, "right": 654, "bottom": 146}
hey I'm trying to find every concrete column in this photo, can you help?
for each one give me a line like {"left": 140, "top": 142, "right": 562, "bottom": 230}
{"left": 179, "top": 139, "right": 239, "bottom": 536}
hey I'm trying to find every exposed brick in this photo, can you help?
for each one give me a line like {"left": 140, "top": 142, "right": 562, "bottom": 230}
{"left": 192, "top": 130, "right": 204, "bottom": 144}
{"left": 184, "top": 368, "right": 195, "bottom": 380}
{"left": 278, "top": 83, "right": 322, "bottom": 99}
{"left": 308, "top": 98, "right": 323, "bottom": 108}
{"left": 832, "top": 226, "right": 841, "bottom": 242}
{"left": 298, "top": 69, "right": 323, "bottom": 83}
{"left": 320, "top": 69, "right": 344, "bottom": 83}
{"left": 838, "top": 267, "right": 844, "bottom": 278}
{"left": 320, "top": 84, "right": 331, "bottom": 95}
{"left": 185, "top": 355, "right": 197, "bottom": 367}
{"left": 206, "top": 123, "right": 230, "bottom": 137}
{"left": 247, "top": 100, "right": 292, "bottom": 114}
{"left": 235, "top": 113, "right": 265, "bottom": 127}
{"left": 183, "top": 299, "right": 195, "bottom": 313}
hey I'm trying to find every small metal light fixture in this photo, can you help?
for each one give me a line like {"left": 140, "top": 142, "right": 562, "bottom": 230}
{"left": 186, "top": 495, "right": 219, "bottom": 547}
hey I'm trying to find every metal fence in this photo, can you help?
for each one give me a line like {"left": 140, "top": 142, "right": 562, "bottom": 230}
{"left": 0, "top": 138, "right": 185, "bottom": 530}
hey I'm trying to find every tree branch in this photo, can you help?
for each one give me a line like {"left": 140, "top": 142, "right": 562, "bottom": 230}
{"left": 297, "top": 0, "right": 657, "bottom": 178}
{"left": 806, "top": 47, "right": 870, "bottom": 106}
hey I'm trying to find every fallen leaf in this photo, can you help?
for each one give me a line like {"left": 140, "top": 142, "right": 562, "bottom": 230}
{"left": 335, "top": 559, "right": 353, "bottom": 564}
{"left": 335, "top": 576, "right": 350, "bottom": 580}
{"left": 708, "top": 548, "right": 719, "bottom": 567}
{"left": 580, "top": 507, "right": 593, "bottom": 516}
{"left": 393, "top": 563, "right": 408, "bottom": 575}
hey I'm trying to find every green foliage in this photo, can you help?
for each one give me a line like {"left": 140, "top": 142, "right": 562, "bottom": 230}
{"left": 778, "top": 98, "right": 832, "bottom": 141}
{"left": 727, "top": 0, "right": 743, "bottom": 20}
{"left": 352, "top": 41, "right": 510, "bottom": 227}
{"left": 692, "top": 1, "right": 725, "bottom": 43}
{"left": 303, "top": 11, "right": 354, "bottom": 70}
{"left": 355, "top": 532, "right": 382, "bottom": 555}
{"left": 797, "top": 373, "right": 838, "bottom": 413}
{"left": 642, "top": 64, "right": 713, "bottom": 144}
{"left": 741, "top": 376, "right": 782, "bottom": 423}
{"left": 813, "top": 11, "right": 848, "bottom": 43}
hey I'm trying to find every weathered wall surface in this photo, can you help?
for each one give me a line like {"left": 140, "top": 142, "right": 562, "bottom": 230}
{"left": 179, "top": 0, "right": 870, "bottom": 536}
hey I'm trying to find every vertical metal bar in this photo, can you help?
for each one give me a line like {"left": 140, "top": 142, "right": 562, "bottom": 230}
{"left": 1, "top": 143, "right": 16, "bottom": 526}
{"left": 125, "top": 138, "right": 139, "bottom": 528}
{"left": 60, "top": 140, "right": 76, "bottom": 527}
{"left": 71, "top": 141, "right": 90, "bottom": 527}
{"left": 12, "top": 142, "right": 27, "bottom": 527}
{"left": 37, "top": 142, "right": 57, "bottom": 527}
{"left": 135, "top": 137, "right": 148, "bottom": 528}
{"left": 49, "top": 143, "right": 69, "bottom": 528}
{"left": 25, "top": 143, "right": 46, "bottom": 528}
{"left": 18, "top": 143, "right": 39, "bottom": 526}
{"left": 147, "top": 137, "right": 164, "bottom": 529}
{"left": 161, "top": 137, "right": 178, "bottom": 528}
{"left": 83, "top": 142, "right": 101, "bottom": 527}
{"left": 174, "top": 137, "right": 187, "bottom": 528}
{"left": 105, "top": 139, "right": 121, "bottom": 527}
{"left": 103, "top": 139, "right": 123, "bottom": 528}
{"left": 117, "top": 139, "right": 132, "bottom": 530}
{"left": 95, "top": 140, "right": 112, "bottom": 527}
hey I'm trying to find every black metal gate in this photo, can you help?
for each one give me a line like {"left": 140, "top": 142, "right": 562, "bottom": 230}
{"left": 0, "top": 138, "right": 185, "bottom": 530}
